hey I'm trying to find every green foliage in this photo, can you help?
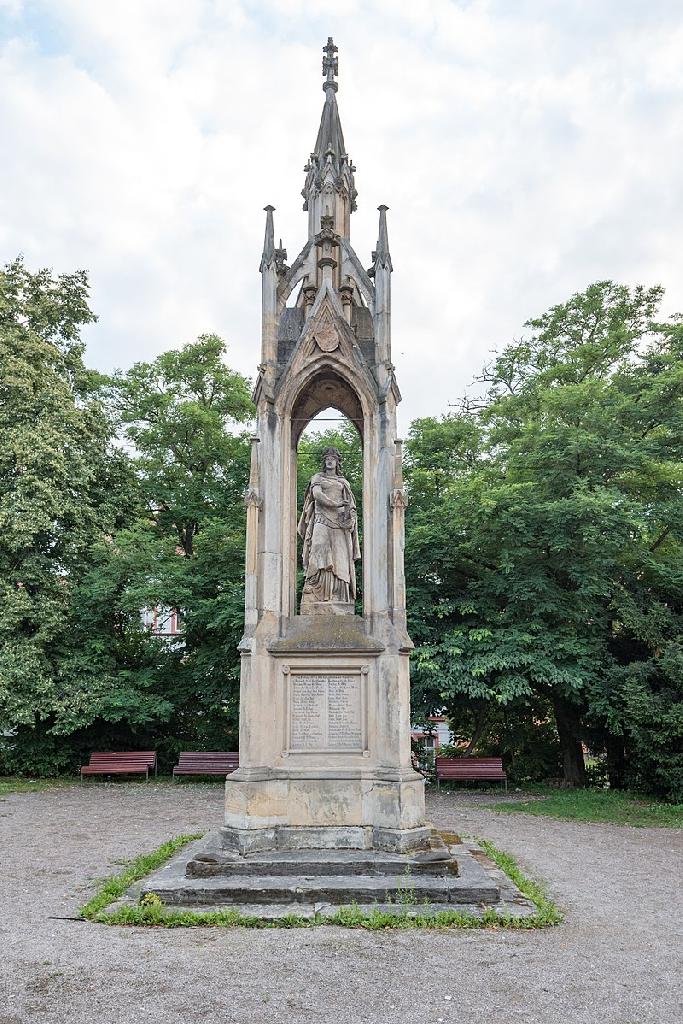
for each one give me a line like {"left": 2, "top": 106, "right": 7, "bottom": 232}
{"left": 433, "top": 697, "right": 563, "bottom": 783}
{"left": 406, "top": 281, "right": 683, "bottom": 796}
{"left": 108, "top": 334, "right": 253, "bottom": 557}
{"left": 0, "top": 258, "right": 253, "bottom": 773}
{"left": 493, "top": 787, "right": 683, "bottom": 827}
{"left": 0, "top": 257, "right": 136, "bottom": 772}
{"left": 2, "top": 256, "right": 681, "bottom": 799}
{"left": 81, "top": 335, "right": 254, "bottom": 765}
{"left": 0, "top": 776, "right": 79, "bottom": 796}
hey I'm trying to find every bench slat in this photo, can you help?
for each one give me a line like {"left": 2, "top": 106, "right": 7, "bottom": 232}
{"left": 87, "top": 752, "right": 156, "bottom": 762}
{"left": 175, "top": 754, "right": 238, "bottom": 762}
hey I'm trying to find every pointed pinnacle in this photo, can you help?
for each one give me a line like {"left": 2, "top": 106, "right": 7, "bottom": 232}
{"left": 260, "top": 205, "right": 275, "bottom": 271}
{"left": 375, "top": 205, "right": 393, "bottom": 271}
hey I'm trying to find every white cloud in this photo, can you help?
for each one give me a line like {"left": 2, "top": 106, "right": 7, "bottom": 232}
{"left": 0, "top": 0, "right": 23, "bottom": 16}
{"left": 1, "top": 0, "right": 682, "bottom": 431}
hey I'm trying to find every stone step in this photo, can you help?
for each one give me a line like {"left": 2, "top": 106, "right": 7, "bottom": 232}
{"left": 134, "top": 833, "right": 508, "bottom": 912}
{"left": 142, "top": 870, "right": 501, "bottom": 907}
{"left": 186, "top": 847, "right": 456, "bottom": 879}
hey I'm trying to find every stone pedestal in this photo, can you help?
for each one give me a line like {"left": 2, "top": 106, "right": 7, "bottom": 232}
{"left": 224, "top": 616, "right": 428, "bottom": 854}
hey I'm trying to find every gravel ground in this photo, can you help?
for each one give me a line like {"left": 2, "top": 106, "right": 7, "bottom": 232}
{"left": 1, "top": 782, "right": 681, "bottom": 1024}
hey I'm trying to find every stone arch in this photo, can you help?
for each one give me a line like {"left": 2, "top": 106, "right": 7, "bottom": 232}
{"left": 277, "top": 345, "right": 376, "bottom": 429}
{"left": 290, "top": 368, "right": 364, "bottom": 446}
{"left": 277, "top": 358, "right": 377, "bottom": 619}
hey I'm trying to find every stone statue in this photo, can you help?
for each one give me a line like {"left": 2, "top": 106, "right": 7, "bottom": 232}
{"left": 298, "top": 447, "right": 360, "bottom": 610}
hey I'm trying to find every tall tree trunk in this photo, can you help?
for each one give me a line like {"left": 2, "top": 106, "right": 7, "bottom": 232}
{"left": 463, "top": 707, "right": 490, "bottom": 755}
{"left": 606, "top": 733, "right": 626, "bottom": 789}
{"left": 552, "top": 695, "right": 586, "bottom": 787}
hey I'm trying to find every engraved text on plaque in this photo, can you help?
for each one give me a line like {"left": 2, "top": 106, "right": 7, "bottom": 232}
{"left": 288, "top": 672, "right": 364, "bottom": 752}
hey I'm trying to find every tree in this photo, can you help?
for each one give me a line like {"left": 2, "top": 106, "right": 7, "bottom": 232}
{"left": 99, "top": 335, "right": 254, "bottom": 759}
{"left": 406, "top": 283, "right": 683, "bottom": 794}
{"left": 0, "top": 257, "right": 133, "bottom": 772}
{"left": 0, "top": 269, "right": 255, "bottom": 772}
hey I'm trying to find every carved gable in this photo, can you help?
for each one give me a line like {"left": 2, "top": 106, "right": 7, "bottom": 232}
{"left": 273, "top": 281, "right": 378, "bottom": 415}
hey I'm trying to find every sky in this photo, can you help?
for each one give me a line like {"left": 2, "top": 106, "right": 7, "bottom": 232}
{"left": 1, "top": 0, "right": 682, "bottom": 432}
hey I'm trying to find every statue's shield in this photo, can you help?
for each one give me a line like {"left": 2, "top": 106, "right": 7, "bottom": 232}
{"left": 313, "top": 321, "right": 339, "bottom": 352}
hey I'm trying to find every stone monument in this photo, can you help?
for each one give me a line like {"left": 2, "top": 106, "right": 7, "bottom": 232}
{"left": 221, "top": 36, "right": 429, "bottom": 856}
{"left": 139, "top": 41, "right": 534, "bottom": 917}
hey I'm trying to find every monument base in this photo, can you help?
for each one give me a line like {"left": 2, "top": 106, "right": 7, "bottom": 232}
{"left": 134, "top": 831, "right": 538, "bottom": 921}
{"left": 219, "top": 823, "right": 432, "bottom": 855}
{"left": 224, "top": 770, "right": 427, "bottom": 853}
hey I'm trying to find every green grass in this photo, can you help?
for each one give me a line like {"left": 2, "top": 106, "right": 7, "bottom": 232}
{"left": 477, "top": 838, "right": 562, "bottom": 926}
{"left": 80, "top": 833, "right": 563, "bottom": 930}
{"left": 0, "top": 776, "right": 80, "bottom": 796}
{"left": 80, "top": 834, "right": 204, "bottom": 919}
{"left": 494, "top": 787, "right": 683, "bottom": 828}
{"left": 0, "top": 775, "right": 228, "bottom": 796}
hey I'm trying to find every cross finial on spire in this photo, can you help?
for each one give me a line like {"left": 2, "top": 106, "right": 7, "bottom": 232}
{"left": 322, "top": 36, "right": 338, "bottom": 92}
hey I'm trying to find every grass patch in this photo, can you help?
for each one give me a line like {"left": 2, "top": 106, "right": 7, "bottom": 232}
{"left": 80, "top": 834, "right": 204, "bottom": 920}
{"left": 0, "top": 775, "right": 228, "bottom": 796}
{"left": 80, "top": 833, "right": 562, "bottom": 930}
{"left": 493, "top": 787, "right": 683, "bottom": 828}
{"left": 0, "top": 776, "right": 79, "bottom": 797}
{"left": 477, "top": 838, "right": 562, "bottom": 927}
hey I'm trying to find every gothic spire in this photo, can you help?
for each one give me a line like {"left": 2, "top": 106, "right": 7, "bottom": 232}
{"left": 302, "top": 37, "right": 357, "bottom": 239}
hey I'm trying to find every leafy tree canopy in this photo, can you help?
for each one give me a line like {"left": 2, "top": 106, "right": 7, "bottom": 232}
{"left": 406, "top": 282, "right": 683, "bottom": 795}
{"left": 0, "top": 258, "right": 130, "bottom": 735}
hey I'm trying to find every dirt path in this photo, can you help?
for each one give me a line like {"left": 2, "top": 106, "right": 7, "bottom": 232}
{"left": 1, "top": 783, "right": 681, "bottom": 1024}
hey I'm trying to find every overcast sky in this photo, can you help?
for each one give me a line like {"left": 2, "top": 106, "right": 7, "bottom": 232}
{"left": 2, "top": 0, "right": 682, "bottom": 432}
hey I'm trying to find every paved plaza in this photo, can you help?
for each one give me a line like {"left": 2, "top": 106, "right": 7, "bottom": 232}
{"left": 2, "top": 783, "right": 681, "bottom": 1024}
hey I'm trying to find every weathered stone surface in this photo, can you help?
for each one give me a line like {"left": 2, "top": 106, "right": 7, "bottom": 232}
{"left": 266, "top": 614, "right": 383, "bottom": 652}
{"left": 222, "top": 774, "right": 427, "bottom": 851}
{"left": 187, "top": 842, "right": 453, "bottom": 879}
{"left": 137, "top": 834, "right": 513, "bottom": 911}
{"left": 220, "top": 824, "right": 373, "bottom": 855}
{"left": 145, "top": 874, "right": 498, "bottom": 907}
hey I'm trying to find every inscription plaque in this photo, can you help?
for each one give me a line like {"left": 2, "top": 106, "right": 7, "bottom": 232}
{"left": 288, "top": 672, "right": 364, "bottom": 752}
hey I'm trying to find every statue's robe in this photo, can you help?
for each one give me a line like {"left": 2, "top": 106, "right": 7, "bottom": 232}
{"left": 297, "top": 472, "right": 360, "bottom": 605}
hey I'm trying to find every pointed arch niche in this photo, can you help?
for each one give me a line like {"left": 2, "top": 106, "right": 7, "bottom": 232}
{"left": 280, "top": 367, "right": 376, "bottom": 620}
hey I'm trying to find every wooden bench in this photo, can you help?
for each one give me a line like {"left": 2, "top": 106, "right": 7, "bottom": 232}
{"left": 435, "top": 756, "right": 507, "bottom": 790}
{"left": 80, "top": 751, "right": 157, "bottom": 781}
{"left": 172, "top": 752, "right": 239, "bottom": 778}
